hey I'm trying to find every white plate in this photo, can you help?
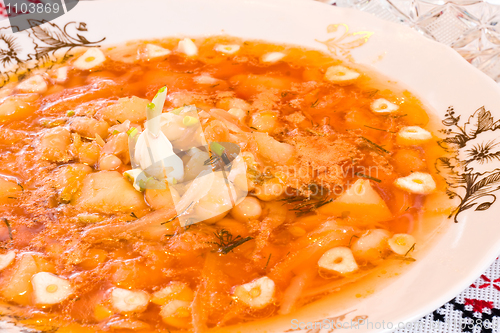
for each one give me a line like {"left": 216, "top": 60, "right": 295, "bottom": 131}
{"left": 1, "top": 0, "right": 500, "bottom": 332}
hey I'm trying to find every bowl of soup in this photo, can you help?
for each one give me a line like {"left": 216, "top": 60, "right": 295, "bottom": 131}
{"left": 0, "top": 0, "right": 499, "bottom": 332}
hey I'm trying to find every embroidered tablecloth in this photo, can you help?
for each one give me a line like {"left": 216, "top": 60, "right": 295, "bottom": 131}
{"left": 0, "top": 1, "right": 499, "bottom": 332}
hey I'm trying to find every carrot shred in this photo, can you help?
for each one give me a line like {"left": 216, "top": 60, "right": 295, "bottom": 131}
{"left": 268, "top": 229, "right": 353, "bottom": 285}
{"left": 82, "top": 207, "right": 176, "bottom": 241}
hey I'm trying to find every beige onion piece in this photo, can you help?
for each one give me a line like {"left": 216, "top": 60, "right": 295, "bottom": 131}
{"left": 32, "top": 272, "right": 73, "bottom": 305}
{"left": 397, "top": 126, "right": 432, "bottom": 145}
{"left": 17, "top": 75, "right": 47, "bottom": 93}
{"left": 351, "top": 229, "right": 391, "bottom": 263}
{"left": 144, "top": 44, "right": 171, "bottom": 59}
{"left": 388, "top": 233, "right": 416, "bottom": 255}
{"left": 394, "top": 172, "right": 436, "bottom": 194}
{"left": 177, "top": 38, "right": 198, "bottom": 57}
{"left": 110, "top": 288, "right": 150, "bottom": 314}
{"left": 215, "top": 44, "right": 240, "bottom": 54}
{"left": 234, "top": 276, "right": 275, "bottom": 309}
{"left": 370, "top": 98, "right": 399, "bottom": 114}
{"left": 261, "top": 52, "right": 285, "bottom": 63}
{"left": 324, "top": 65, "right": 359, "bottom": 85}
{"left": 74, "top": 48, "right": 106, "bottom": 70}
{"left": 318, "top": 247, "right": 358, "bottom": 275}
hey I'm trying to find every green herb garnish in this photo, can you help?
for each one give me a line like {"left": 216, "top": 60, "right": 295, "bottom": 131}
{"left": 367, "top": 89, "right": 379, "bottom": 98}
{"left": 364, "top": 125, "right": 396, "bottom": 133}
{"left": 210, "top": 142, "right": 226, "bottom": 156}
{"left": 348, "top": 235, "right": 360, "bottom": 247}
{"left": 264, "top": 254, "right": 272, "bottom": 270}
{"left": 404, "top": 243, "right": 416, "bottom": 257}
{"left": 212, "top": 229, "right": 253, "bottom": 255}
{"left": 204, "top": 155, "right": 221, "bottom": 167}
{"left": 161, "top": 202, "right": 194, "bottom": 225}
{"left": 126, "top": 127, "right": 138, "bottom": 138}
{"left": 306, "top": 128, "right": 324, "bottom": 136}
{"left": 311, "top": 99, "right": 319, "bottom": 108}
{"left": 3, "top": 219, "right": 12, "bottom": 240}
{"left": 355, "top": 172, "right": 382, "bottom": 183}
{"left": 183, "top": 116, "right": 199, "bottom": 127}
{"left": 66, "top": 110, "right": 75, "bottom": 117}
{"left": 286, "top": 197, "right": 333, "bottom": 217}
{"left": 360, "top": 136, "right": 390, "bottom": 154}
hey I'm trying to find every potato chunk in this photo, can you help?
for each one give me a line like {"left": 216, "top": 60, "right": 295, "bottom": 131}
{"left": 38, "top": 127, "right": 71, "bottom": 162}
{"left": 52, "top": 164, "right": 92, "bottom": 203}
{"left": 76, "top": 171, "right": 148, "bottom": 214}
{"left": 70, "top": 117, "right": 109, "bottom": 139}
{"left": 99, "top": 96, "right": 149, "bottom": 124}
{"left": 319, "top": 179, "right": 392, "bottom": 223}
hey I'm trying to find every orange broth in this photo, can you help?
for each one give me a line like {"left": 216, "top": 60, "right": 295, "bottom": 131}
{"left": 0, "top": 36, "right": 446, "bottom": 332}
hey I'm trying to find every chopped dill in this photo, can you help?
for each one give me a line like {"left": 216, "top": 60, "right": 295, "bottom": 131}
{"left": 210, "top": 84, "right": 220, "bottom": 88}
{"left": 311, "top": 99, "right": 319, "bottom": 108}
{"left": 212, "top": 229, "right": 253, "bottom": 255}
{"left": 404, "top": 243, "right": 416, "bottom": 257}
{"left": 367, "top": 89, "right": 379, "bottom": 98}
{"left": 360, "top": 136, "right": 390, "bottom": 154}
{"left": 250, "top": 126, "right": 258, "bottom": 131}
{"left": 116, "top": 120, "right": 122, "bottom": 124}
{"left": 3, "top": 219, "right": 12, "bottom": 240}
{"left": 7, "top": 197, "right": 17, "bottom": 199}
{"left": 281, "top": 184, "right": 332, "bottom": 216}
{"left": 392, "top": 114, "right": 407, "bottom": 118}
{"left": 17, "top": 183, "right": 23, "bottom": 191}
{"left": 161, "top": 202, "right": 194, "bottom": 225}
{"left": 264, "top": 253, "right": 272, "bottom": 270}
{"left": 130, "top": 212, "right": 138, "bottom": 219}
{"left": 204, "top": 155, "right": 221, "bottom": 166}
{"left": 348, "top": 235, "right": 360, "bottom": 247}
{"left": 287, "top": 197, "right": 333, "bottom": 217}
{"left": 306, "top": 128, "right": 324, "bottom": 136}
{"left": 364, "top": 125, "right": 396, "bottom": 133}
{"left": 355, "top": 172, "right": 382, "bottom": 183}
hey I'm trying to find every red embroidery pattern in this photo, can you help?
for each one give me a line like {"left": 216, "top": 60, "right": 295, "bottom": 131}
{"left": 470, "top": 274, "right": 500, "bottom": 291}
{"left": 464, "top": 298, "right": 494, "bottom": 313}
